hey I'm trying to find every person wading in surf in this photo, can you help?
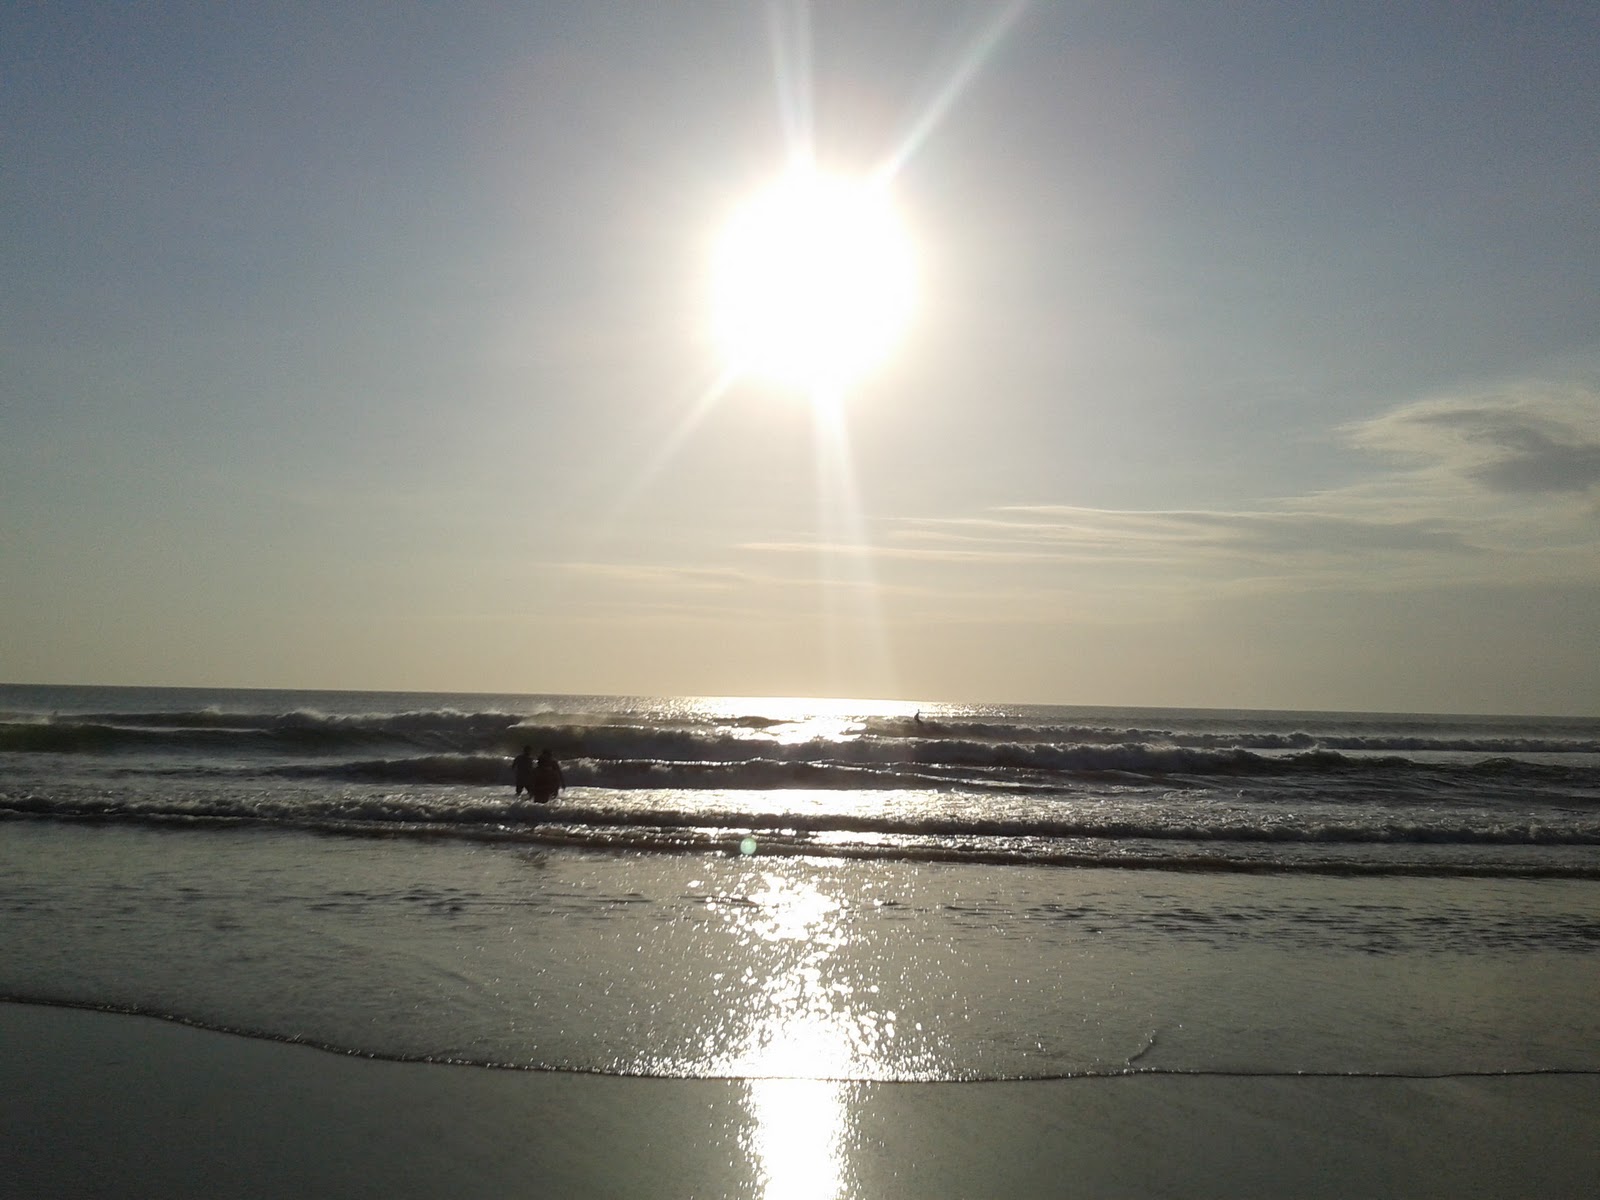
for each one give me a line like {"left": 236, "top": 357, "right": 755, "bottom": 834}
{"left": 531, "top": 749, "right": 564, "bottom": 803}
{"left": 512, "top": 745, "right": 535, "bottom": 797}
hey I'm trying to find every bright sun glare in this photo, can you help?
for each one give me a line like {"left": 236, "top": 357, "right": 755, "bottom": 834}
{"left": 712, "top": 165, "right": 916, "bottom": 397}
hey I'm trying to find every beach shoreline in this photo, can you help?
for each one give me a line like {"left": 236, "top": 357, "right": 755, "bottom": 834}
{"left": 8, "top": 1001, "right": 1597, "bottom": 1199}
{"left": 5, "top": 690, "right": 1598, "bottom": 1195}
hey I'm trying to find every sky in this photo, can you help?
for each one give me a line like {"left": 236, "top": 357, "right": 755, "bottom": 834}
{"left": 4, "top": 1, "right": 1599, "bottom": 715}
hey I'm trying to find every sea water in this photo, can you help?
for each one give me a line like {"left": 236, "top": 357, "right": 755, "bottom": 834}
{"left": 2, "top": 685, "right": 1597, "bottom": 1082}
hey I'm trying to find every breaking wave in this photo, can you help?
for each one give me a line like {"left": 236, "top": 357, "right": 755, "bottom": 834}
{"left": 4, "top": 690, "right": 1598, "bottom": 876}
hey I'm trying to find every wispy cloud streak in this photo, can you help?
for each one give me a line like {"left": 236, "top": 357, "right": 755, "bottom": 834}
{"left": 737, "top": 381, "right": 1600, "bottom": 601}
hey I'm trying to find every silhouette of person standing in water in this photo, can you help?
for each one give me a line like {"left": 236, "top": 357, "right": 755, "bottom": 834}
{"left": 512, "top": 745, "right": 535, "bottom": 797}
{"left": 531, "top": 749, "right": 564, "bottom": 803}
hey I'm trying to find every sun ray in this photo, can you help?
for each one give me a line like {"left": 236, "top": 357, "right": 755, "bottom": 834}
{"left": 876, "top": 0, "right": 1032, "bottom": 179}
{"left": 606, "top": 364, "right": 739, "bottom": 524}
{"left": 809, "top": 394, "right": 897, "bottom": 696}
{"left": 766, "top": 1, "right": 814, "bottom": 157}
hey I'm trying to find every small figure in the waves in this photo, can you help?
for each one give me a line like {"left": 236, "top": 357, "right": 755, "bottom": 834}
{"left": 531, "top": 748, "right": 564, "bottom": 803}
{"left": 512, "top": 745, "right": 536, "bottom": 797}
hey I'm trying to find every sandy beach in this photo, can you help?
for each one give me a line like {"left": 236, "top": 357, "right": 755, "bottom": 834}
{"left": 7, "top": 1001, "right": 1597, "bottom": 1199}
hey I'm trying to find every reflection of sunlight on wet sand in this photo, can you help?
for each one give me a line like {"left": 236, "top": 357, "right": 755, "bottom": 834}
{"left": 746, "top": 1077, "right": 851, "bottom": 1200}
{"left": 730, "top": 870, "right": 857, "bottom": 1200}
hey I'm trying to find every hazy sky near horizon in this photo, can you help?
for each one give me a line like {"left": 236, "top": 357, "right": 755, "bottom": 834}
{"left": 4, "top": 2, "right": 1599, "bottom": 714}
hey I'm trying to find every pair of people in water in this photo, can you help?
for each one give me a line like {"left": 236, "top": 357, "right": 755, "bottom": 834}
{"left": 512, "top": 746, "right": 564, "bottom": 803}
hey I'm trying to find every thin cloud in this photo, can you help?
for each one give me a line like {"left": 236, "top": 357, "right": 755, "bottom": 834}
{"left": 877, "top": 508, "right": 1483, "bottom": 580}
{"left": 857, "top": 380, "right": 1600, "bottom": 600}
{"left": 553, "top": 561, "right": 757, "bottom": 592}
{"left": 1348, "top": 384, "right": 1600, "bottom": 496}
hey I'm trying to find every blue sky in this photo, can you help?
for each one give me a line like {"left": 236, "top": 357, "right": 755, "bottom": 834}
{"left": 4, "top": 2, "right": 1598, "bottom": 713}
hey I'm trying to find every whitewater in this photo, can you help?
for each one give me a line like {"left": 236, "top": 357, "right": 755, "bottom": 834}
{"left": 2, "top": 685, "right": 1597, "bottom": 876}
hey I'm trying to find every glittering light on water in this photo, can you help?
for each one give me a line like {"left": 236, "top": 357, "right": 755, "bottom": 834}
{"left": 723, "top": 872, "right": 856, "bottom": 1198}
{"left": 702, "top": 870, "right": 915, "bottom": 1081}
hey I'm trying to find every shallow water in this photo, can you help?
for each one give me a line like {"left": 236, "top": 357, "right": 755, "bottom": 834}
{"left": 3, "top": 821, "right": 1595, "bottom": 1081}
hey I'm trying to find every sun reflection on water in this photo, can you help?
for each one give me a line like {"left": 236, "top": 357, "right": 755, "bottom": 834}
{"left": 724, "top": 868, "right": 863, "bottom": 1199}
{"left": 711, "top": 870, "right": 902, "bottom": 1079}
{"left": 692, "top": 695, "right": 919, "bottom": 738}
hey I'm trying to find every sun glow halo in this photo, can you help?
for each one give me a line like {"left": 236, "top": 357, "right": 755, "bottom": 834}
{"left": 712, "top": 167, "right": 916, "bottom": 396}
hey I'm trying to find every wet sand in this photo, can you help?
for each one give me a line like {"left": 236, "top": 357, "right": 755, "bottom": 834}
{"left": 6, "top": 1002, "right": 1597, "bottom": 1199}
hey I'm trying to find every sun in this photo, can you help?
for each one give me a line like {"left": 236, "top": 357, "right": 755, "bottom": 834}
{"left": 711, "top": 165, "right": 916, "bottom": 397}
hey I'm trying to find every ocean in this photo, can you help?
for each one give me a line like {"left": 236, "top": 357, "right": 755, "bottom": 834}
{"left": 3, "top": 684, "right": 1598, "bottom": 1084}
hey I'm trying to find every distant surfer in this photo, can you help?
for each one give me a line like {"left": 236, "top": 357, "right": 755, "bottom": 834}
{"left": 512, "top": 745, "right": 535, "bottom": 797}
{"left": 531, "top": 748, "right": 564, "bottom": 803}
